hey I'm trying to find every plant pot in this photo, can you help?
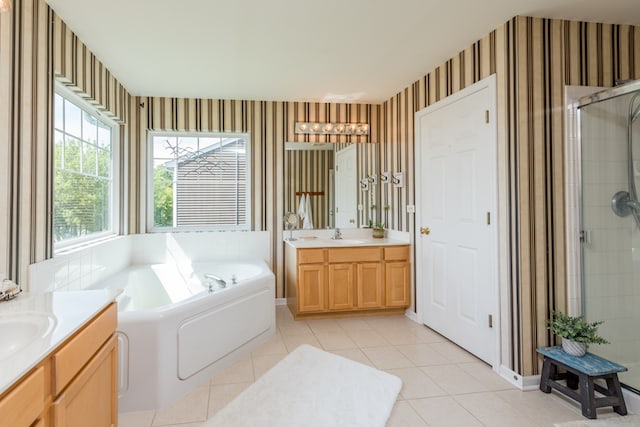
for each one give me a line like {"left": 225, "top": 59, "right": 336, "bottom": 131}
{"left": 562, "top": 339, "right": 587, "bottom": 357}
{"left": 372, "top": 228, "right": 385, "bottom": 238}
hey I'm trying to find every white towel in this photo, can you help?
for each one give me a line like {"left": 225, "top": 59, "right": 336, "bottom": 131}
{"left": 297, "top": 194, "right": 307, "bottom": 221}
{"left": 303, "top": 194, "right": 314, "bottom": 229}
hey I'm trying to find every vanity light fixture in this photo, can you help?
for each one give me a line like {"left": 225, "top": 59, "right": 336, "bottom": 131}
{"left": 0, "top": 0, "right": 11, "bottom": 12}
{"left": 295, "top": 122, "right": 369, "bottom": 136}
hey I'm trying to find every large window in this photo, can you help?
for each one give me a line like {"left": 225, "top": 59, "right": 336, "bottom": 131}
{"left": 54, "top": 87, "right": 118, "bottom": 248}
{"left": 149, "top": 133, "right": 251, "bottom": 231}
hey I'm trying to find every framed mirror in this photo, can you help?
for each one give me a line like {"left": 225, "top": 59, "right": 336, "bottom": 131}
{"left": 284, "top": 141, "right": 379, "bottom": 230}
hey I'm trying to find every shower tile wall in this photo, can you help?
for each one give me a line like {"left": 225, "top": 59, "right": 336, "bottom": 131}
{"left": 581, "top": 93, "right": 640, "bottom": 387}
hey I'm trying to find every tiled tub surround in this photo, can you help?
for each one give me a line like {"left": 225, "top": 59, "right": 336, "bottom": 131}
{"left": 0, "top": 290, "right": 116, "bottom": 395}
{"left": 28, "top": 231, "right": 276, "bottom": 412}
{"left": 28, "top": 231, "right": 271, "bottom": 293}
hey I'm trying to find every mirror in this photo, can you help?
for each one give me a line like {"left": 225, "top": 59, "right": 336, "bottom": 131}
{"left": 284, "top": 142, "right": 379, "bottom": 230}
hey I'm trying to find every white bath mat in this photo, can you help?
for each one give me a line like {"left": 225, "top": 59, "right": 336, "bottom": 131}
{"left": 554, "top": 415, "right": 640, "bottom": 427}
{"left": 206, "top": 344, "right": 402, "bottom": 427}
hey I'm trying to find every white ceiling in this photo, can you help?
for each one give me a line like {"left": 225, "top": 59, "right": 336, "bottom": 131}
{"left": 45, "top": 0, "right": 640, "bottom": 103}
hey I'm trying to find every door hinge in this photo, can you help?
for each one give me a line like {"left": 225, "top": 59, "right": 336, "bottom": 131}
{"left": 488, "top": 314, "right": 493, "bottom": 328}
{"left": 485, "top": 110, "right": 490, "bottom": 123}
{"left": 486, "top": 212, "right": 491, "bottom": 225}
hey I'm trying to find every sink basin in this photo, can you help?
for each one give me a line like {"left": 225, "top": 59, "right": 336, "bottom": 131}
{"left": 0, "top": 312, "right": 56, "bottom": 360}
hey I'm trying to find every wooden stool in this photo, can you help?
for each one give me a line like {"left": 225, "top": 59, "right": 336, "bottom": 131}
{"left": 537, "top": 346, "right": 628, "bottom": 419}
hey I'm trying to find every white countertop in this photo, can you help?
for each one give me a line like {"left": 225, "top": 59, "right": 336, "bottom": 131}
{"left": 0, "top": 290, "right": 116, "bottom": 395}
{"left": 284, "top": 236, "right": 409, "bottom": 249}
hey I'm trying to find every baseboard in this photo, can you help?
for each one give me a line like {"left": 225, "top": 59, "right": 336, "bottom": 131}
{"left": 404, "top": 309, "right": 419, "bottom": 323}
{"left": 496, "top": 365, "right": 540, "bottom": 391}
{"left": 275, "top": 298, "right": 287, "bottom": 306}
{"left": 623, "top": 388, "right": 640, "bottom": 414}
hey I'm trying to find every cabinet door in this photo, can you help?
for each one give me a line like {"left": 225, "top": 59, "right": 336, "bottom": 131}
{"left": 385, "top": 261, "right": 410, "bottom": 307}
{"left": 52, "top": 335, "right": 118, "bottom": 427}
{"left": 0, "top": 366, "right": 45, "bottom": 427}
{"left": 357, "top": 262, "right": 383, "bottom": 308}
{"left": 298, "top": 264, "right": 326, "bottom": 312}
{"left": 328, "top": 263, "right": 355, "bottom": 310}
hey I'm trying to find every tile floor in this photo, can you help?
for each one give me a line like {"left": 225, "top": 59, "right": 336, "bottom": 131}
{"left": 119, "top": 306, "right": 630, "bottom": 427}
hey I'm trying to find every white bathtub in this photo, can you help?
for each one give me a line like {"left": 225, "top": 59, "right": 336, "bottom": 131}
{"left": 92, "top": 260, "right": 276, "bottom": 412}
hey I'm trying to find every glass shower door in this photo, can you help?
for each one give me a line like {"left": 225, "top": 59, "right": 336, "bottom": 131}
{"left": 580, "top": 85, "right": 640, "bottom": 392}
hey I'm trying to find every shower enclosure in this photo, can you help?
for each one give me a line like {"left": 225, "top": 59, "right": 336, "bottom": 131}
{"left": 579, "top": 80, "right": 640, "bottom": 393}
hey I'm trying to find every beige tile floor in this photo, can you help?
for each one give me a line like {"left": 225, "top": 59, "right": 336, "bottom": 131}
{"left": 119, "top": 306, "right": 630, "bottom": 427}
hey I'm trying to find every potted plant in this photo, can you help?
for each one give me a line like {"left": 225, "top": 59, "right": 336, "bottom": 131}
{"left": 366, "top": 204, "right": 390, "bottom": 238}
{"left": 547, "top": 311, "right": 609, "bottom": 357}
{"left": 367, "top": 219, "right": 386, "bottom": 238}
{"left": 372, "top": 222, "right": 386, "bottom": 238}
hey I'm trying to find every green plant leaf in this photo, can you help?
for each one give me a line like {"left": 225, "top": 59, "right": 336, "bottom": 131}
{"left": 547, "top": 311, "right": 609, "bottom": 344}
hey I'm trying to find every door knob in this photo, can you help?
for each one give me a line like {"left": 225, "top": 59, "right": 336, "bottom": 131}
{"left": 420, "top": 227, "right": 430, "bottom": 235}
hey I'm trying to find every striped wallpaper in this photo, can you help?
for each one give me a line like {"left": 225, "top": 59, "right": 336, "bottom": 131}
{"left": 1, "top": 0, "right": 639, "bottom": 378}
{"left": 0, "top": 0, "right": 54, "bottom": 285}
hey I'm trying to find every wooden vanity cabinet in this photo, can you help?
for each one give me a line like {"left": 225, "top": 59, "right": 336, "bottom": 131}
{"left": 0, "top": 303, "right": 117, "bottom": 427}
{"left": 384, "top": 246, "right": 411, "bottom": 307}
{"left": 286, "top": 243, "right": 410, "bottom": 318}
{"left": 0, "top": 366, "right": 46, "bottom": 427}
{"left": 298, "top": 263, "right": 326, "bottom": 313}
{"left": 51, "top": 303, "right": 118, "bottom": 427}
{"left": 51, "top": 334, "right": 117, "bottom": 427}
{"left": 357, "top": 262, "right": 383, "bottom": 308}
{"left": 328, "top": 263, "right": 355, "bottom": 310}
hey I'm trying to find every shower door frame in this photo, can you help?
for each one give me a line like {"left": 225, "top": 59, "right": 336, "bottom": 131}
{"left": 564, "top": 85, "right": 605, "bottom": 317}
{"left": 565, "top": 81, "right": 640, "bottom": 409}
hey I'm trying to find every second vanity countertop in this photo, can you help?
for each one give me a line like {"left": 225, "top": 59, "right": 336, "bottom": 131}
{"left": 284, "top": 235, "right": 409, "bottom": 249}
{"left": 0, "top": 289, "right": 116, "bottom": 396}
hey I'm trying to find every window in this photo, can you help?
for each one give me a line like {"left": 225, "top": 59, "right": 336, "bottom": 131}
{"left": 53, "top": 86, "right": 118, "bottom": 248}
{"left": 148, "top": 133, "right": 251, "bottom": 231}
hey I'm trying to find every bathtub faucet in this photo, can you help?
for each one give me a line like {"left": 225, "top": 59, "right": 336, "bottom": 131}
{"left": 204, "top": 273, "right": 227, "bottom": 290}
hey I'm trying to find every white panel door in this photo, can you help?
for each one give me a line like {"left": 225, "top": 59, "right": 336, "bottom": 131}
{"left": 416, "top": 76, "right": 498, "bottom": 366}
{"left": 334, "top": 145, "right": 357, "bottom": 228}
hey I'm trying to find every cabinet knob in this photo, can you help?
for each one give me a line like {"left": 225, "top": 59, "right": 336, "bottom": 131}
{"left": 349, "top": 219, "right": 355, "bottom": 224}
{"left": 420, "top": 227, "right": 430, "bottom": 235}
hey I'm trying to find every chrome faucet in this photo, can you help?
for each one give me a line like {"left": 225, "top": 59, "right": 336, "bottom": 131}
{"left": 332, "top": 227, "right": 342, "bottom": 240}
{"left": 204, "top": 273, "right": 227, "bottom": 291}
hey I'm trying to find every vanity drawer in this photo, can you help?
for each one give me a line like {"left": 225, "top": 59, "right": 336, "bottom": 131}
{"left": 52, "top": 303, "right": 117, "bottom": 396}
{"left": 328, "top": 247, "right": 381, "bottom": 263}
{"left": 297, "top": 248, "right": 326, "bottom": 264}
{"left": 0, "top": 366, "right": 45, "bottom": 427}
{"left": 384, "top": 245, "right": 410, "bottom": 261}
